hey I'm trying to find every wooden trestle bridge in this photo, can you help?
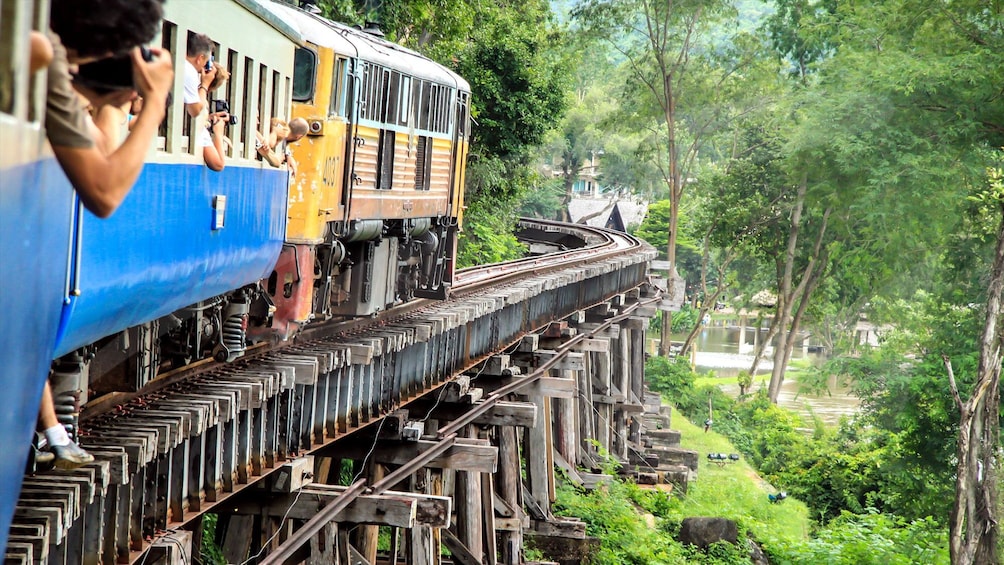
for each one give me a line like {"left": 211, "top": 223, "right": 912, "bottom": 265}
{"left": 7, "top": 219, "right": 702, "bottom": 565}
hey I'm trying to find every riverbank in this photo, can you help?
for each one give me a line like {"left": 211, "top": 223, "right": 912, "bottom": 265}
{"left": 693, "top": 357, "right": 861, "bottom": 426}
{"left": 671, "top": 406, "right": 811, "bottom": 544}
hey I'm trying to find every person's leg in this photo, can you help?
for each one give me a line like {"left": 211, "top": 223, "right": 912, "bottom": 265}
{"left": 38, "top": 381, "right": 93, "bottom": 469}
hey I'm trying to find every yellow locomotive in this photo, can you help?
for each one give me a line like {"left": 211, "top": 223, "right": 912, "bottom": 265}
{"left": 261, "top": 4, "right": 471, "bottom": 338}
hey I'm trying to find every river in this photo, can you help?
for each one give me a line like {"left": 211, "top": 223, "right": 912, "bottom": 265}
{"left": 665, "top": 324, "right": 861, "bottom": 426}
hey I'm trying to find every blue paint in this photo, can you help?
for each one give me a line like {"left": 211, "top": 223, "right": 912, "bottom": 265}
{"left": 54, "top": 162, "right": 288, "bottom": 356}
{"left": 0, "top": 157, "right": 74, "bottom": 554}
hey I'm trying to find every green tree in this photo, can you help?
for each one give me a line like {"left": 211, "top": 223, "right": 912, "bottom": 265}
{"left": 574, "top": 0, "right": 743, "bottom": 356}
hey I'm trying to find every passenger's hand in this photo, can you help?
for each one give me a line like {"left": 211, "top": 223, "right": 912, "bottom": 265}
{"left": 201, "top": 64, "right": 218, "bottom": 89}
{"left": 132, "top": 47, "right": 173, "bottom": 106}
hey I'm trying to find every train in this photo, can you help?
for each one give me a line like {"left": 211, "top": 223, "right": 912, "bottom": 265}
{"left": 0, "top": 0, "right": 471, "bottom": 553}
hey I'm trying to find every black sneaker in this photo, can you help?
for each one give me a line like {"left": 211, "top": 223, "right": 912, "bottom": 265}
{"left": 52, "top": 442, "right": 94, "bottom": 470}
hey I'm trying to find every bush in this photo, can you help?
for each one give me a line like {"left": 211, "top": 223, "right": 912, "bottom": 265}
{"left": 769, "top": 511, "right": 949, "bottom": 564}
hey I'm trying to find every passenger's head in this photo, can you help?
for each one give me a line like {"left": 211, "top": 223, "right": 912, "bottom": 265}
{"left": 287, "top": 117, "right": 309, "bottom": 143}
{"left": 186, "top": 33, "right": 214, "bottom": 67}
{"left": 50, "top": 0, "right": 164, "bottom": 62}
{"left": 208, "top": 62, "right": 230, "bottom": 92}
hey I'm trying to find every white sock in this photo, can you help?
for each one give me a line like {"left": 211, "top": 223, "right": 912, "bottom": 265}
{"left": 44, "top": 425, "right": 71, "bottom": 447}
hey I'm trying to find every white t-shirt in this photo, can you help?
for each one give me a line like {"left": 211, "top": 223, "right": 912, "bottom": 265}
{"left": 184, "top": 60, "right": 201, "bottom": 105}
{"left": 198, "top": 127, "right": 213, "bottom": 148}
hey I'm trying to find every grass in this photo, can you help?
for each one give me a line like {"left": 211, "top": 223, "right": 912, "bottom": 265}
{"left": 670, "top": 405, "right": 811, "bottom": 545}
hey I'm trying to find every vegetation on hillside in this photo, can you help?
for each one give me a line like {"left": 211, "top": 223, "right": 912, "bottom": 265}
{"left": 310, "top": 0, "right": 1003, "bottom": 560}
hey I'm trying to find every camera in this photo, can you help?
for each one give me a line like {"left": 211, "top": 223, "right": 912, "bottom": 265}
{"left": 204, "top": 54, "right": 214, "bottom": 73}
{"left": 73, "top": 46, "right": 153, "bottom": 95}
{"left": 211, "top": 99, "right": 238, "bottom": 125}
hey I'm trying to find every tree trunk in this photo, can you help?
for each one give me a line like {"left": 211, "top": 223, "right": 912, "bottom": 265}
{"left": 749, "top": 312, "right": 780, "bottom": 376}
{"left": 947, "top": 202, "right": 1004, "bottom": 565}
{"left": 767, "top": 176, "right": 807, "bottom": 402}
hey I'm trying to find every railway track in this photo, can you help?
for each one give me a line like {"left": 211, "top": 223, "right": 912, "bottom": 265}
{"left": 6, "top": 219, "right": 658, "bottom": 565}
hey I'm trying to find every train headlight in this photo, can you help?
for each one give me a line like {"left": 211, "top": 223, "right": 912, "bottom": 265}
{"left": 308, "top": 120, "right": 324, "bottom": 135}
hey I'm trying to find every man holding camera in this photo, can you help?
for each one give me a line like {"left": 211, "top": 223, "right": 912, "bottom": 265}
{"left": 184, "top": 33, "right": 219, "bottom": 118}
{"left": 46, "top": 0, "right": 174, "bottom": 219}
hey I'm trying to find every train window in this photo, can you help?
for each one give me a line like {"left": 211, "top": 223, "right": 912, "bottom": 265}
{"left": 447, "top": 90, "right": 455, "bottom": 134}
{"left": 383, "top": 69, "right": 397, "bottom": 123}
{"left": 398, "top": 75, "right": 411, "bottom": 126}
{"left": 367, "top": 65, "right": 384, "bottom": 123}
{"left": 458, "top": 92, "right": 469, "bottom": 138}
{"left": 226, "top": 48, "right": 240, "bottom": 157}
{"left": 0, "top": 1, "right": 19, "bottom": 115}
{"left": 432, "top": 85, "right": 442, "bottom": 133}
{"left": 258, "top": 62, "right": 268, "bottom": 139}
{"left": 292, "top": 47, "right": 315, "bottom": 102}
{"left": 271, "top": 69, "right": 281, "bottom": 119}
{"left": 329, "top": 58, "right": 347, "bottom": 117}
{"left": 357, "top": 62, "right": 369, "bottom": 121}
{"left": 377, "top": 129, "right": 394, "bottom": 190}
{"left": 414, "top": 136, "right": 432, "bottom": 191}
{"left": 242, "top": 57, "right": 253, "bottom": 158}
{"left": 157, "top": 20, "right": 177, "bottom": 148}
{"left": 419, "top": 81, "right": 433, "bottom": 131}
{"left": 284, "top": 76, "right": 291, "bottom": 117}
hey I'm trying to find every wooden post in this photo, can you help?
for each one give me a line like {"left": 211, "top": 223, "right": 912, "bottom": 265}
{"left": 496, "top": 424, "right": 523, "bottom": 565}
{"left": 407, "top": 468, "right": 437, "bottom": 565}
{"left": 455, "top": 425, "right": 484, "bottom": 561}
{"left": 594, "top": 348, "right": 612, "bottom": 454}
{"left": 524, "top": 392, "right": 551, "bottom": 515}
{"left": 358, "top": 463, "right": 384, "bottom": 564}
{"left": 308, "top": 522, "right": 339, "bottom": 565}
{"left": 577, "top": 354, "right": 595, "bottom": 466}
{"left": 553, "top": 373, "right": 577, "bottom": 466}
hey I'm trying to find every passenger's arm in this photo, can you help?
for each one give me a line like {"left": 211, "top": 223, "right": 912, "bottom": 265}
{"left": 203, "top": 116, "right": 227, "bottom": 172}
{"left": 255, "top": 131, "right": 283, "bottom": 167}
{"left": 185, "top": 66, "right": 217, "bottom": 117}
{"left": 52, "top": 48, "right": 173, "bottom": 218}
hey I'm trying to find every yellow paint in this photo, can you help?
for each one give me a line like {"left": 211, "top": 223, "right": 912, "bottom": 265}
{"left": 285, "top": 45, "right": 347, "bottom": 243}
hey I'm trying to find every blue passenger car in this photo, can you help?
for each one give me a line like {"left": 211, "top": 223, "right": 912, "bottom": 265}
{"left": 0, "top": 0, "right": 303, "bottom": 554}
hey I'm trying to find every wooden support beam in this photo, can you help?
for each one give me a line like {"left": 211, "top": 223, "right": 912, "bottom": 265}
{"left": 270, "top": 456, "right": 314, "bottom": 493}
{"left": 513, "top": 350, "right": 584, "bottom": 372}
{"left": 481, "top": 375, "right": 576, "bottom": 399}
{"left": 406, "top": 400, "right": 538, "bottom": 428}
{"left": 332, "top": 438, "right": 498, "bottom": 473}
{"left": 229, "top": 485, "right": 451, "bottom": 527}
{"left": 532, "top": 519, "right": 587, "bottom": 539}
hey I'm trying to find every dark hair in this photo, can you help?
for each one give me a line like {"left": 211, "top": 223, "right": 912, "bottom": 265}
{"left": 187, "top": 33, "right": 214, "bottom": 58}
{"left": 50, "top": 0, "right": 164, "bottom": 59}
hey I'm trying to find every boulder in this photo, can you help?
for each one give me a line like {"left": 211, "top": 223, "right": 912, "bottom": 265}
{"left": 677, "top": 517, "right": 738, "bottom": 549}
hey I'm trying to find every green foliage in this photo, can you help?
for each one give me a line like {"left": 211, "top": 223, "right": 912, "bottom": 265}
{"left": 200, "top": 514, "right": 226, "bottom": 565}
{"left": 554, "top": 479, "right": 691, "bottom": 564}
{"left": 645, "top": 356, "right": 733, "bottom": 424}
{"left": 772, "top": 511, "right": 949, "bottom": 565}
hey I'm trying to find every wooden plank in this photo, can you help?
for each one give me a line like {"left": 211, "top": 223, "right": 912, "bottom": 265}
{"left": 570, "top": 338, "right": 610, "bottom": 352}
{"left": 335, "top": 438, "right": 497, "bottom": 473}
{"left": 220, "top": 514, "right": 254, "bottom": 564}
{"left": 233, "top": 485, "right": 451, "bottom": 528}
{"left": 405, "top": 400, "right": 537, "bottom": 428}
{"left": 531, "top": 519, "right": 587, "bottom": 539}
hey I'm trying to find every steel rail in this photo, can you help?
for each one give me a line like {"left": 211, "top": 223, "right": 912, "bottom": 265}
{"left": 435, "top": 292, "right": 662, "bottom": 439}
{"left": 368, "top": 432, "right": 458, "bottom": 495}
{"left": 258, "top": 479, "right": 368, "bottom": 565}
